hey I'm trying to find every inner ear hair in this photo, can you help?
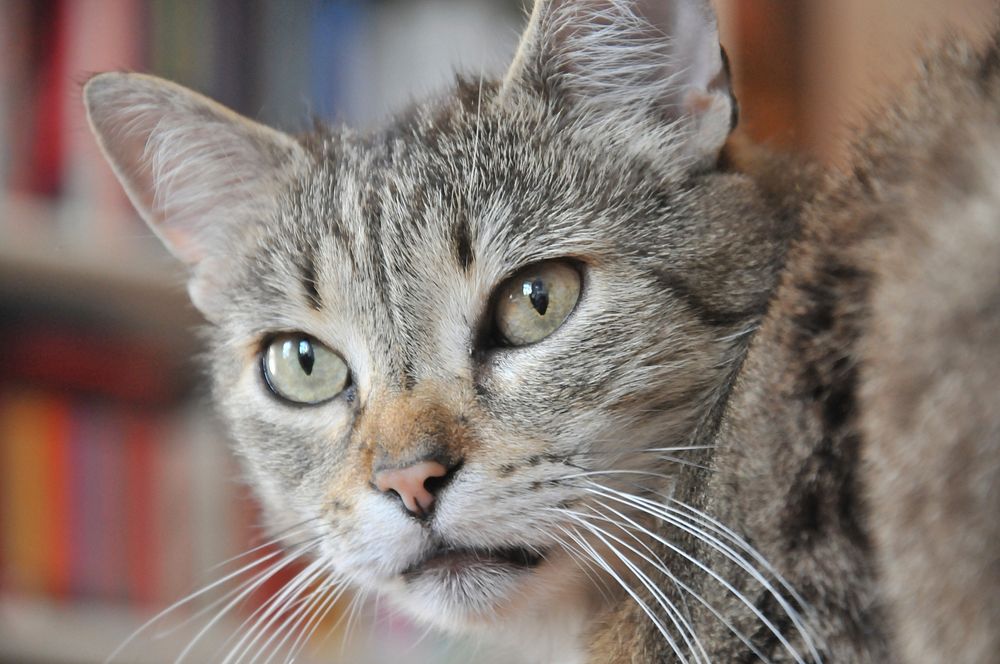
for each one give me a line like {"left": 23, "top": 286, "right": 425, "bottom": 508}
{"left": 501, "top": 0, "right": 736, "bottom": 169}
{"left": 83, "top": 72, "right": 307, "bottom": 265}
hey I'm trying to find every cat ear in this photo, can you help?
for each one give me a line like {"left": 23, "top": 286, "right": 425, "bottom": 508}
{"left": 83, "top": 73, "right": 307, "bottom": 317}
{"left": 502, "top": 0, "right": 736, "bottom": 170}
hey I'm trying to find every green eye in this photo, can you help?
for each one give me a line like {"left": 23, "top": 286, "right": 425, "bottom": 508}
{"left": 494, "top": 261, "right": 581, "bottom": 346}
{"left": 262, "top": 334, "right": 350, "bottom": 404}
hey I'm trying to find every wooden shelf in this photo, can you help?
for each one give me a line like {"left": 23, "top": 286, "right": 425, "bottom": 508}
{"left": 0, "top": 195, "right": 202, "bottom": 348}
{"left": 0, "top": 596, "right": 318, "bottom": 663}
{"left": 0, "top": 595, "right": 496, "bottom": 664}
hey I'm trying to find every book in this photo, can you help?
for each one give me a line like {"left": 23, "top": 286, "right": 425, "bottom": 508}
{"left": 0, "top": 389, "right": 54, "bottom": 595}
{"left": 60, "top": 0, "right": 143, "bottom": 239}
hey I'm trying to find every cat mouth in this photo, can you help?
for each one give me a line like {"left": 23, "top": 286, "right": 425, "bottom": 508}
{"left": 401, "top": 545, "right": 547, "bottom": 579}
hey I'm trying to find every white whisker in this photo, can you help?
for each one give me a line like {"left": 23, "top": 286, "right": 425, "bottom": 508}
{"left": 579, "top": 501, "right": 774, "bottom": 663}
{"left": 286, "top": 573, "right": 358, "bottom": 663}
{"left": 584, "top": 483, "right": 816, "bottom": 664}
{"left": 105, "top": 528, "right": 318, "bottom": 663}
{"left": 553, "top": 523, "right": 690, "bottom": 663}
{"left": 223, "top": 555, "right": 331, "bottom": 664}
{"left": 260, "top": 560, "right": 341, "bottom": 663}
{"left": 173, "top": 540, "right": 322, "bottom": 664}
{"left": 605, "top": 487, "right": 822, "bottom": 659}
{"left": 559, "top": 510, "right": 707, "bottom": 663}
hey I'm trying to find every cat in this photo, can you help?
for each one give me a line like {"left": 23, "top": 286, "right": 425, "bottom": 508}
{"left": 83, "top": 0, "right": 1000, "bottom": 663}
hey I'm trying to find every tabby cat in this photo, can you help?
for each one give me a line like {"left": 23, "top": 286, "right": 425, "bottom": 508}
{"left": 83, "top": 0, "right": 999, "bottom": 662}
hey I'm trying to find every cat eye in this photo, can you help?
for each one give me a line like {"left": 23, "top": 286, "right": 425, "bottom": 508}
{"left": 262, "top": 334, "right": 350, "bottom": 404}
{"left": 493, "top": 261, "right": 581, "bottom": 346}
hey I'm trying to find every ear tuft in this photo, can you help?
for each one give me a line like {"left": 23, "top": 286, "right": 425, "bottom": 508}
{"left": 83, "top": 72, "right": 306, "bottom": 265}
{"left": 503, "top": 0, "right": 736, "bottom": 169}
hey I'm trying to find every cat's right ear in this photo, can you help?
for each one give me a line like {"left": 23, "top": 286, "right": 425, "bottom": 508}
{"left": 502, "top": 0, "right": 736, "bottom": 171}
{"left": 83, "top": 73, "right": 307, "bottom": 318}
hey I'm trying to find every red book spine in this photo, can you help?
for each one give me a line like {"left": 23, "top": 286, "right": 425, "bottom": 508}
{"left": 45, "top": 396, "right": 73, "bottom": 598}
{"left": 124, "top": 411, "right": 159, "bottom": 607}
{"left": 95, "top": 406, "right": 126, "bottom": 600}
{"left": 25, "top": 0, "right": 69, "bottom": 197}
{"left": 66, "top": 400, "right": 90, "bottom": 598}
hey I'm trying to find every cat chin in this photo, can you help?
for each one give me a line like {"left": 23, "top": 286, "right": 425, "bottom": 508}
{"left": 380, "top": 548, "right": 600, "bottom": 635}
{"left": 383, "top": 558, "right": 537, "bottom": 630}
{"left": 378, "top": 551, "right": 597, "bottom": 664}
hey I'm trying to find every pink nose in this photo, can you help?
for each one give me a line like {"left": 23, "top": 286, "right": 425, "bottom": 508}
{"left": 374, "top": 460, "right": 449, "bottom": 517}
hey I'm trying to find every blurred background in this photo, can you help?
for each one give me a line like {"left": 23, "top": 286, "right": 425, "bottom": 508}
{"left": 0, "top": 1, "right": 994, "bottom": 662}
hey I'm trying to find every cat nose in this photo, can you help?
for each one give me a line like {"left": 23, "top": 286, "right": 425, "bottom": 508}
{"left": 373, "top": 459, "right": 455, "bottom": 518}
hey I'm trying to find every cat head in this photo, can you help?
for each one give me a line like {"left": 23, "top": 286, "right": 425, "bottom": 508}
{"left": 84, "top": 0, "right": 785, "bottom": 634}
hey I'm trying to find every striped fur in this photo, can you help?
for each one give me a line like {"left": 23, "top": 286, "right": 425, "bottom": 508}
{"left": 83, "top": 2, "right": 999, "bottom": 662}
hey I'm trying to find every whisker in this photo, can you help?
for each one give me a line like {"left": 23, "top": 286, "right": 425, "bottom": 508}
{"left": 669, "top": 499, "right": 817, "bottom": 620}
{"left": 553, "top": 468, "right": 686, "bottom": 482}
{"left": 259, "top": 560, "right": 341, "bottom": 663}
{"left": 205, "top": 518, "right": 323, "bottom": 575}
{"left": 153, "top": 526, "right": 324, "bottom": 641}
{"left": 559, "top": 510, "right": 706, "bottom": 663}
{"left": 286, "top": 573, "right": 358, "bottom": 663}
{"left": 548, "top": 530, "right": 617, "bottom": 605}
{"left": 579, "top": 502, "right": 773, "bottom": 664}
{"left": 223, "top": 554, "right": 332, "bottom": 664}
{"left": 552, "top": 523, "right": 690, "bottom": 663}
{"left": 106, "top": 529, "right": 317, "bottom": 663}
{"left": 173, "top": 539, "right": 323, "bottom": 664}
{"left": 584, "top": 483, "right": 815, "bottom": 664}
{"left": 340, "top": 586, "right": 372, "bottom": 655}
{"left": 604, "top": 487, "right": 822, "bottom": 659}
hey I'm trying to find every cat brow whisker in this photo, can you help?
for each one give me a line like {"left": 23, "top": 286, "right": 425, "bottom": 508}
{"left": 584, "top": 483, "right": 818, "bottom": 664}
{"left": 467, "top": 68, "right": 485, "bottom": 200}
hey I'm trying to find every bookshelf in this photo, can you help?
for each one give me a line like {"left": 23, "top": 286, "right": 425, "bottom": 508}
{"left": 0, "top": 1, "right": 523, "bottom": 662}
{"left": 1, "top": 597, "right": 263, "bottom": 664}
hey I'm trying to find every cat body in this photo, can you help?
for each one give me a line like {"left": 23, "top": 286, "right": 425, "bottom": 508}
{"left": 589, "top": 33, "right": 1000, "bottom": 664}
{"left": 83, "top": 1, "right": 999, "bottom": 662}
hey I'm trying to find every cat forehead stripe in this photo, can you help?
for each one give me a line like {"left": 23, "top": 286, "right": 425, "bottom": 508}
{"left": 298, "top": 246, "right": 322, "bottom": 311}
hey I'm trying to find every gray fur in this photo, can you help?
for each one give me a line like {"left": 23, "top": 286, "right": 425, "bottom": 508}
{"left": 83, "top": 1, "right": 999, "bottom": 662}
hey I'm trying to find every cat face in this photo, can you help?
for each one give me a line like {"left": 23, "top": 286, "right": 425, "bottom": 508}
{"left": 85, "top": 0, "right": 787, "bottom": 635}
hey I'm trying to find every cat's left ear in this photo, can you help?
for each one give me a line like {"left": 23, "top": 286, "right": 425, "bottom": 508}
{"left": 502, "top": 0, "right": 736, "bottom": 170}
{"left": 83, "top": 72, "right": 308, "bottom": 320}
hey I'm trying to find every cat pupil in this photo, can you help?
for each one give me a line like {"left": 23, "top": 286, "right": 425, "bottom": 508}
{"left": 526, "top": 278, "right": 549, "bottom": 316}
{"left": 297, "top": 339, "right": 315, "bottom": 376}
